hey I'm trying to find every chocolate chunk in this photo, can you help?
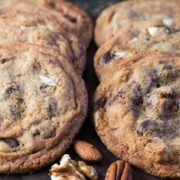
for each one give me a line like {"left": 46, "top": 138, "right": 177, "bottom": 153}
{"left": 43, "top": 127, "right": 56, "bottom": 139}
{"left": 48, "top": 99, "right": 57, "bottom": 118}
{"left": 63, "top": 14, "right": 77, "bottom": 23}
{"left": 136, "top": 120, "right": 160, "bottom": 136}
{"left": 32, "top": 62, "right": 41, "bottom": 72}
{"left": 132, "top": 95, "right": 143, "bottom": 106}
{"left": 10, "top": 103, "right": 22, "bottom": 119}
{"left": 0, "top": 138, "right": 19, "bottom": 148}
{"left": 102, "top": 51, "right": 115, "bottom": 64}
{"left": 165, "top": 27, "right": 172, "bottom": 34}
{"left": 94, "top": 97, "right": 107, "bottom": 111}
{"left": 5, "top": 86, "right": 20, "bottom": 98}
{"left": 33, "top": 129, "right": 41, "bottom": 137}
{"left": 1, "top": 58, "right": 10, "bottom": 64}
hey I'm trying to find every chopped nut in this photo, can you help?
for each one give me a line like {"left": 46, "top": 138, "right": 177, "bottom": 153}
{"left": 50, "top": 154, "right": 98, "bottom": 180}
{"left": 78, "top": 161, "right": 98, "bottom": 179}
{"left": 39, "top": 75, "right": 56, "bottom": 86}
{"left": 148, "top": 27, "right": 159, "bottom": 37}
{"left": 114, "top": 51, "right": 127, "bottom": 59}
{"left": 163, "top": 18, "right": 173, "bottom": 26}
{"left": 129, "top": 37, "right": 138, "bottom": 43}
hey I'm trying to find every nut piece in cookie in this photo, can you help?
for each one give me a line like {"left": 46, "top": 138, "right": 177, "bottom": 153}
{"left": 93, "top": 52, "right": 180, "bottom": 178}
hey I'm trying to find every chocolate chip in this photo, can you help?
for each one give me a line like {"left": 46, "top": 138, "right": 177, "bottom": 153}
{"left": 33, "top": 129, "right": 41, "bottom": 137}
{"left": 32, "top": 62, "right": 41, "bottom": 72}
{"left": 94, "top": 97, "right": 107, "bottom": 111}
{"left": 43, "top": 127, "right": 56, "bottom": 139}
{"left": 48, "top": 99, "right": 57, "bottom": 118}
{"left": 0, "top": 138, "right": 19, "bottom": 148}
{"left": 5, "top": 86, "right": 19, "bottom": 98}
{"left": 165, "top": 27, "right": 172, "bottom": 34}
{"left": 64, "top": 14, "right": 77, "bottom": 23}
{"left": 1, "top": 58, "right": 10, "bottom": 64}
{"left": 132, "top": 95, "right": 143, "bottom": 106}
{"left": 102, "top": 51, "right": 115, "bottom": 64}
{"left": 10, "top": 100, "right": 23, "bottom": 119}
{"left": 136, "top": 120, "right": 159, "bottom": 136}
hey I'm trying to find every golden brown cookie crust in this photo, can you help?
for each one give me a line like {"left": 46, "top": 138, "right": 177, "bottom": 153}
{"left": 93, "top": 52, "right": 180, "bottom": 178}
{"left": 95, "top": 0, "right": 180, "bottom": 46}
{"left": 0, "top": 44, "right": 88, "bottom": 173}
{"left": 94, "top": 18, "right": 180, "bottom": 79}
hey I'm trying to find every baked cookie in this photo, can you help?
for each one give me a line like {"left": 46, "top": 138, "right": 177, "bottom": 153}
{"left": 51, "top": 0, "right": 93, "bottom": 47}
{"left": 94, "top": 18, "right": 180, "bottom": 79}
{"left": 0, "top": 11, "right": 86, "bottom": 74}
{"left": 0, "top": 0, "right": 93, "bottom": 47}
{"left": 93, "top": 52, "right": 180, "bottom": 178}
{"left": 0, "top": 44, "right": 87, "bottom": 173}
{"left": 95, "top": 0, "right": 180, "bottom": 46}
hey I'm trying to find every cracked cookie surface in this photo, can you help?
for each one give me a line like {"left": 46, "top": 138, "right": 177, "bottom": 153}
{"left": 0, "top": 0, "right": 93, "bottom": 47}
{"left": 95, "top": 0, "right": 180, "bottom": 46}
{"left": 0, "top": 11, "right": 86, "bottom": 75}
{"left": 93, "top": 52, "right": 180, "bottom": 178}
{"left": 94, "top": 18, "right": 180, "bottom": 79}
{"left": 0, "top": 44, "right": 87, "bottom": 173}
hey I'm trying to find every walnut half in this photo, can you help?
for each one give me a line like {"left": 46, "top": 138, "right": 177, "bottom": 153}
{"left": 50, "top": 154, "right": 98, "bottom": 180}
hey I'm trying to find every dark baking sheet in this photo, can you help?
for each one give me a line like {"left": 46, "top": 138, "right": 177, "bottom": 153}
{"left": 0, "top": 1, "right": 161, "bottom": 180}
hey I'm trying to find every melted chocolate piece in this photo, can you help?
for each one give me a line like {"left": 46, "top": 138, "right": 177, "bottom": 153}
{"left": 131, "top": 94, "right": 143, "bottom": 106}
{"left": 102, "top": 51, "right": 115, "bottom": 64}
{"left": 165, "top": 27, "right": 172, "bottom": 34}
{"left": 136, "top": 120, "right": 160, "bottom": 136}
{"left": 10, "top": 104, "right": 21, "bottom": 119}
{"left": 94, "top": 97, "right": 107, "bottom": 111}
{"left": 63, "top": 14, "right": 77, "bottom": 23}
{"left": 0, "top": 138, "right": 19, "bottom": 148}
{"left": 32, "top": 62, "right": 41, "bottom": 72}
{"left": 33, "top": 129, "right": 41, "bottom": 137}
{"left": 43, "top": 127, "right": 56, "bottom": 139}
{"left": 48, "top": 99, "right": 57, "bottom": 119}
{"left": 5, "top": 85, "right": 20, "bottom": 98}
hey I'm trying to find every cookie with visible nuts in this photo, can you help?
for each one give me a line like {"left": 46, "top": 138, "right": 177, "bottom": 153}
{"left": 94, "top": 18, "right": 180, "bottom": 79}
{"left": 95, "top": 0, "right": 180, "bottom": 46}
{"left": 0, "top": 44, "right": 88, "bottom": 173}
{"left": 0, "top": 0, "right": 93, "bottom": 47}
{"left": 0, "top": 11, "right": 86, "bottom": 75}
{"left": 93, "top": 52, "right": 180, "bottom": 178}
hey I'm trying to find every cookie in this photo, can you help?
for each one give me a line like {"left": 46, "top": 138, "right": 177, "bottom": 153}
{"left": 95, "top": 0, "right": 180, "bottom": 46}
{"left": 0, "top": 0, "right": 93, "bottom": 47}
{"left": 94, "top": 18, "right": 180, "bottom": 79}
{"left": 51, "top": 0, "right": 93, "bottom": 47}
{"left": 0, "top": 44, "right": 88, "bottom": 173}
{"left": 0, "top": 11, "right": 86, "bottom": 74}
{"left": 93, "top": 52, "right": 180, "bottom": 178}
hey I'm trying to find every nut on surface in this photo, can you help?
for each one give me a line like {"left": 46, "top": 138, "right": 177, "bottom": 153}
{"left": 105, "top": 160, "right": 133, "bottom": 180}
{"left": 50, "top": 154, "right": 98, "bottom": 180}
{"left": 74, "top": 140, "right": 102, "bottom": 162}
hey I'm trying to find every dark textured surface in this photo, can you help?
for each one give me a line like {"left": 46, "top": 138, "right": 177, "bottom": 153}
{"left": 0, "top": 0, "right": 160, "bottom": 179}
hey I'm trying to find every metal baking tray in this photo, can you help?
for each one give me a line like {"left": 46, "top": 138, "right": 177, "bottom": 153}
{"left": 0, "top": 0, "right": 160, "bottom": 179}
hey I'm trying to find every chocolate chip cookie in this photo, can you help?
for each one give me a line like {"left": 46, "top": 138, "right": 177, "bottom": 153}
{"left": 0, "top": 11, "right": 86, "bottom": 74}
{"left": 0, "top": 44, "right": 88, "bottom": 173}
{"left": 0, "top": 0, "right": 93, "bottom": 47}
{"left": 94, "top": 18, "right": 180, "bottom": 79}
{"left": 95, "top": 0, "right": 180, "bottom": 46}
{"left": 93, "top": 52, "right": 180, "bottom": 178}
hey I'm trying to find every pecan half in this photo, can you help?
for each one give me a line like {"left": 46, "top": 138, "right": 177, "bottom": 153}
{"left": 105, "top": 160, "right": 133, "bottom": 180}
